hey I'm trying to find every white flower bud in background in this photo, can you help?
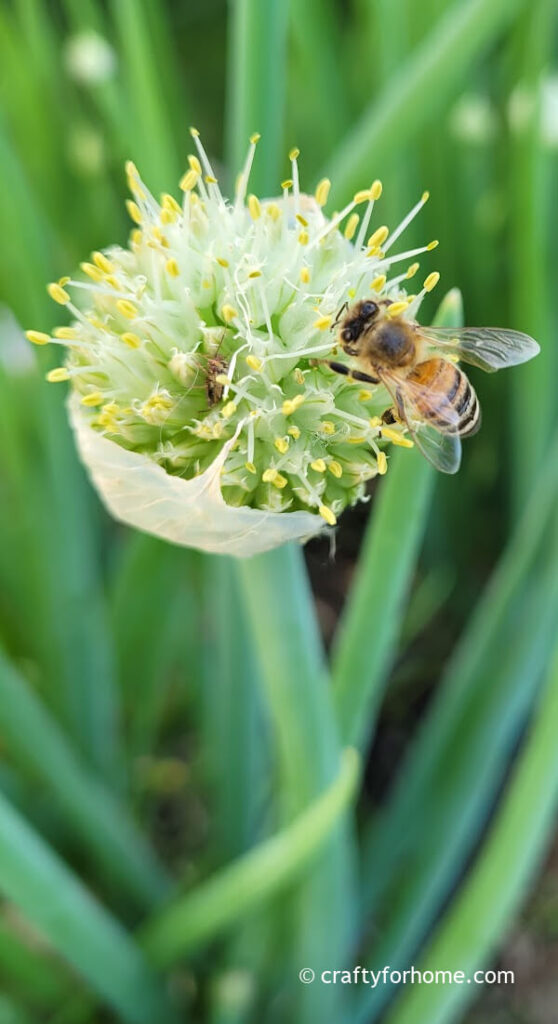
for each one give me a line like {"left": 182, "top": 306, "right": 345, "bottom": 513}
{"left": 64, "top": 31, "right": 117, "bottom": 86}
{"left": 27, "top": 131, "right": 440, "bottom": 556}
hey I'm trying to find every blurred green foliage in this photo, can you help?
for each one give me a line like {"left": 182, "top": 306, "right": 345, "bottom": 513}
{"left": 0, "top": 1, "right": 557, "bottom": 1023}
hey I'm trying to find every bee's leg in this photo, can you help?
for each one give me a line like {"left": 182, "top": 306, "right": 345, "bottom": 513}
{"left": 381, "top": 388, "right": 405, "bottom": 425}
{"left": 321, "top": 360, "right": 380, "bottom": 385}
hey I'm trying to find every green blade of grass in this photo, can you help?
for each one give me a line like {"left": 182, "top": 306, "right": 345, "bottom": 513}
{"left": 0, "top": 648, "right": 171, "bottom": 910}
{"left": 225, "top": 0, "right": 289, "bottom": 193}
{"left": 109, "top": 0, "right": 182, "bottom": 191}
{"left": 331, "top": 289, "right": 461, "bottom": 751}
{"left": 0, "top": 792, "right": 178, "bottom": 1024}
{"left": 140, "top": 747, "right": 358, "bottom": 965}
{"left": 324, "top": 0, "right": 526, "bottom": 204}
{"left": 384, "top": 634, "right": 558, "bottom": 1024}
{"left": 362, "top": 425, "right": 558, "bottom": 906}
{"left": 355, "top": 553, "right": 558, "bottom": 1023}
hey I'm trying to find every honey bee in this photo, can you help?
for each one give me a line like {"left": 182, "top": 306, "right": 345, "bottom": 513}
{"left": 324, "top": 299, "right": 539, "bottom": 473}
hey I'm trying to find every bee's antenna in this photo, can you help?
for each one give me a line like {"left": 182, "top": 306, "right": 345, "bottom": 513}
{"left": 331, "top": 301, "right": 348, "bottom": 331}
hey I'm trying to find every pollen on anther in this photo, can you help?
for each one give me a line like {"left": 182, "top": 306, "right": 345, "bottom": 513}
{"left": 274, "top": 436, "right": 289, "bottom": 454}
{"left": 377, "top": 452, "right": 388, "bottom": 475}
{"left": 371, "top": 274, "right": 387, "bottom": 292}
{"left": 313, "top": 314, "right": 332, "bottom": 330}
{"left": 248, "top": 194, "right": 261, "bottom": 220}
{"left": 314, "top": 178, "right": 331, "bottom": 207}
{"left": 328, "top": 461, "right": 343, "bottom": 478}
{"left": 368, "top": 225, "right": 389, "bottom": 248}
{"left": 26, "top": 330, "right": 50, "bottom": 346}
{"left": 81, "top": 391, "right": 104, "bottom": 407}
{"left": 246, "top": 355, "right": 262, "bottom": 371}
{"left": 47, "top": 367, "right": 70, "bottom": 382}
{"left": 406, "top": 262, "right": 420, "bottom": 278}
{"left": 289, "top": 147, "right": 300, "bottom": 161}
{"left": 245, "top": 461, "right": 257, "bottom": 474}
{"left": 300, "top": 267, "right": 311, "bottom": 284}
{"left": 47, "top": 283, "right": 70, "bottom": 305}
{"left": 116, "top": 300, "right": 138, "bottom": 319}
{"left": 344, "top": 213, "right": 360, "bottom": 240}
{"left": 180, "top": 170, "right": 198, "bottom": 191}
{"left": 319, "top": 504, "right": 337, "bottom": 526}
{"left": 381, "top": 427, "right": 414, "bottom": 448}
{"left": 249, "top": 133, "right": 261, "bottom": 145}
{"left": 126, "top": 200, "right": 142, "bottom": 225}
{"left": 222, "top": 401, "right": 237, "bottom": 419}
{"left": 311, "top": 459, "right": 326, "bottom": 473}
{"left": 221, "top": 305, "right": 238, "bottom": 323}
{"left": 370, "top": 180, "right": 383, "bottom": 200}
{"left": 121, "top": 332, "right": 141, "bottom": 348}
{"left": 424, "top": 271, "right": 440, "bottom": 292}
{"left": 427, "top": 240, "right": 439, "bottom": 250}
{"left": 165, "top": 258, "right": 180, "bottom": 277}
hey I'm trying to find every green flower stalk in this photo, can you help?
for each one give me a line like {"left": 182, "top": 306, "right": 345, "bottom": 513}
{"left": 28, "top": 131, "right": 441, "bottom": 556}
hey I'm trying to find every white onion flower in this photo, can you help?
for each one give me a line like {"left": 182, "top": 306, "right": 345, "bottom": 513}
{"left": 27, "top": 131, "right": 440, "bottom": 557}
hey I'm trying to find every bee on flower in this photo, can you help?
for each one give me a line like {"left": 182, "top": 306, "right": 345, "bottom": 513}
{"left": 26, "top": 131, "right": 539, "bottom": 557}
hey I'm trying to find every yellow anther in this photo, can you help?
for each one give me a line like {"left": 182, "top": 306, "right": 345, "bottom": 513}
{"left": 246, "top": 354, "right": 262, "bottom": 371}
{"left": 288, "top": 425, "right": 301, "bottom": 439}
{"left": 180, "top": 169, "right": 198, "bottom": 191}
{"left": 300, "top": 267, "right": 310, "bottom": 284}
{"left": 406, "top": 262, "right": 420, "bottom": 278}
{"left": 92, "top": 252, "right": 113, "bottom": 274}
{"left": 125, "top": 160, "right": 139, "bottom": 179}
{"left": 104, "top": 275, "right": 120, "bottom": 289}
{"left": 371, "top": 274, "right": 387, "bottom": 292}
{"left": 121, "top": 332, "right": 141, "bottom": 348}
{"left": 368, "top": 225, "right": 389, "bottom": 248}
{"left": 381, "top": 427, "right": 414, "bottom": 448}
{"left": 358, "top": 389, "right": 372, "bottom": 401}
{"left": 25, "top": 330, "right": 50, "bottom": 346}
{"left": 386, "top": 301, "right": 409, "bottom": 317}
{"left": 348, "top": 288, "right": 356, "bottom": 298}
{"left": 274, "top": 436, "right": 289, "bottom": 454}
{"left": 424, "top": 271, "right": 440, "bottom": 292}
{"left": 313, "top": 314, "right": 332, "bottom": 330}
{"left": 422, "top": 190, "right": 430, "bottom": 203}
{"left": 262, "top": 468, "right": 287, "bottom": 489}
{"left": 369, "top": 416, "right": 383, "bottom": 428}
{"left": 294, "top": 368, "right": 305, "bottom": 385}
{"left": 162, "top": 193, "right": 182, "bottom": 214}
{"left": 165, "top": 258, "right": 180, "bottom": 277}
{"left": 47, "top": 367, "right": 70, "bottom": 382}
{"left": 320, "top": 421, "right": 336, "bottom": 435}
{"left": 248, "top": 194, "right": 261, "bottom": 220}
{"left": 298, "top": 230, "right": 309, "bottom": 245}
{"left": 328, "top": 460, "right": 343, "bottom": 478}
{"left": 354, "top": 189, "right": 372, "bottom": 204}
{"left": 126, "top": 200, "right": 142, "bottom": 224}
{"left": 53, "top": 326, "right": 79, "bottom": 340}
{"left": 202, "top": 279, "right": 212, "bottom": 289}
{"left": 215, "top": 373, "right": 231, "bottom": 386}
{"left": 370, "top": 180, "right": 383, "bottom": 200}
{"left": 80, "top": 262, "right": 104, "bottom": 281}
{"left": 81, "top": 391, "right": 104, "bottom": 407}
{"left": 221, "top": 305, "right": 238, "bottom": 323}
{"left": 216, "top": 257, "right": 229, "bottom": 268}
{"left": 281, "top": 178, "right": 293, "bottom": 190}
{"left": 289, "top": 147, "right": 300, "bottom": 160}
{"left": 205, "top": 175, "right": 218, "bottom": 184}
{"left": 188, "top": 154, "right": 202, "bottom": 175}
{"left": 250, "top": 132, "right": 261, "bottom": 144}
{"left": 245, "top": 461, "right": 257, "bottom": 474}
{"left": 377, "top": 452, "right": 388, "bottom": 475}
{"left": 282, "top": 394, "right": 305, "bottom": 415}
{"left": 47, "top": 283, "right": 69, "bottom": 305}
{"left": 266, "top": 202, "right": 281, "bottom": 221}
{"left": 347, "top": 436, "right": 365, "bottom": 444}
{"left": 131, "top": 229, "right": 143, "bottom": 247}
{"left": 116, "top": 300, "right": 138, "bottom": 319}
{"left": 344, "top": 213, "right": 360, "bottom": 240}
{"left": 319, "top": 504, "right": 337, "bottom": 526}
{"left": 248, "top": 269, "right": 261, "bottom": 278}
{"left": 58, "top": 276, "right": 70, "bottom": 286}
{"left": 427, "top": 239, "right": 439, "bottom": 250}
{"left": 314, "top": 178, "right": 331, "bottom": 206}
{"left": 221, "top": 401, "right": 237, "bottom": 419}
{"left": 295, "top": 214, "right": 309, "bottom": 227}
{"left": 189, "top": 126, "right": 200, "bottom": 137}
{"left": 160, "top": 209, "right": 176, "bottom": 225}
{"left": 311, "top": 458, "right": 326, "bottom": 473}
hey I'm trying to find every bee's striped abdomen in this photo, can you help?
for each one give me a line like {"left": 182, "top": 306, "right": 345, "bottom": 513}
{"left": 407, "top": 359, "right": 481, "bottom": 436}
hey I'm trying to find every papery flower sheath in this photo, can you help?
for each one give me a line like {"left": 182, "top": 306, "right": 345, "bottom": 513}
{"left": 28, "top": 131, "right": 442, "bottom": 556}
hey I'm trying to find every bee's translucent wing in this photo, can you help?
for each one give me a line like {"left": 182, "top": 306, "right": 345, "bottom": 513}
{"left": 379, "top": 370, "right": 462, "bottom": 475}
{"left": 416, "top": 326, "right": 540, "bottom": 372}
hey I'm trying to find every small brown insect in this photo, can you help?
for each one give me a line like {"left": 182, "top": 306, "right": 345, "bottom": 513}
{"left": 205, "top": 354, "right": 229, "bottom": 407}
{"left": 323, "top": 298, "right": 539, "bottom": 473}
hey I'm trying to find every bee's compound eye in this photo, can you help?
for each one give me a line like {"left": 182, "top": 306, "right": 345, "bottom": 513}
{"left": 360, "top": 301, "right": 378, "bottom": 318}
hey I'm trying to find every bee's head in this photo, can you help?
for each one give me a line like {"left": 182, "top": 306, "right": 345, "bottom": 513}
{"left": 338, "top": 300, "right": 379, "bottom": 355}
